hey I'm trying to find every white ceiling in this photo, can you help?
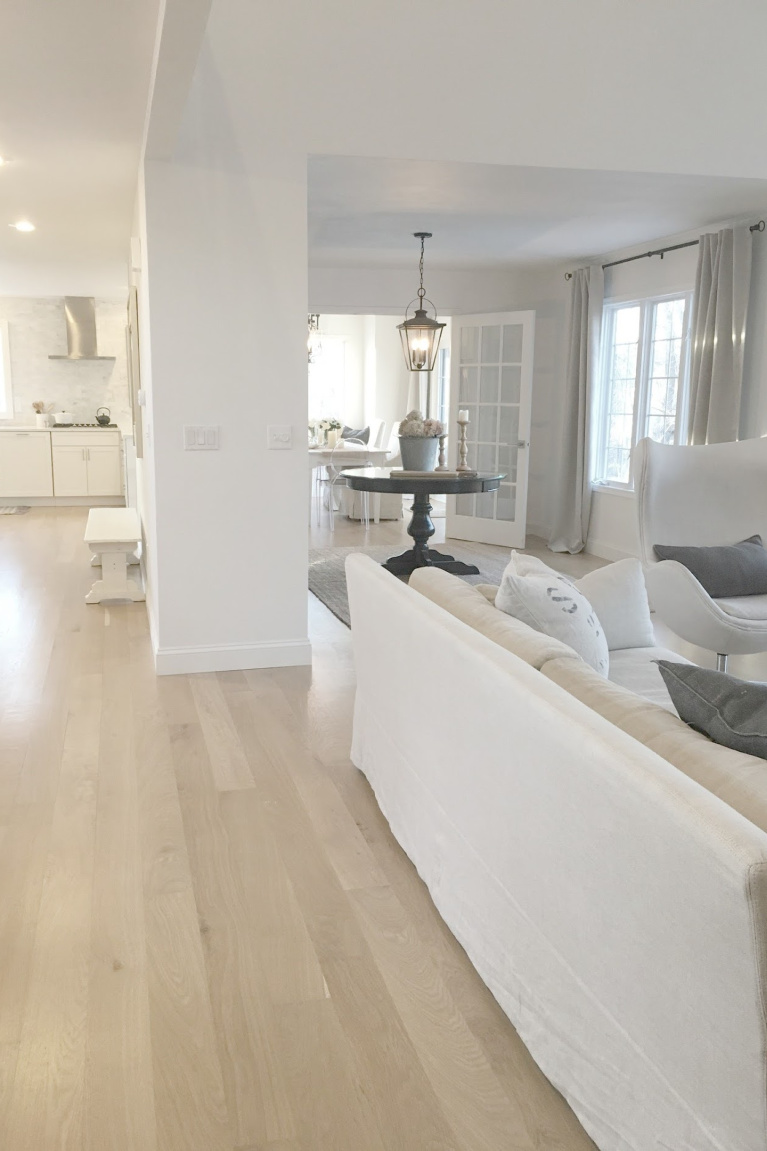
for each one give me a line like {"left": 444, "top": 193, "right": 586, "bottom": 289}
{"left": 309, "top": 156, "right": 767, "bottom": 270}
{"left": 0, "top": 0, "right": 160, "bottom": 294}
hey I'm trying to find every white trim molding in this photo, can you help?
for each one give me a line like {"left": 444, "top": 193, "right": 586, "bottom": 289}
{"left": 154, "top": 637, "right": 312, "bottom": 675}
{"left": 585, "top": 538, "right": 638, "bottom": 562}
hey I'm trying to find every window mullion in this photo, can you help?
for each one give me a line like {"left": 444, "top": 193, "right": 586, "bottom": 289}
{"left": 594, "top": 306, "right": 614, "bottom": 483}
{"left": 628, "top": 301, "right": 650, "bottom": 485}
{"left": 676, "top": 293, "right": 693, "bottom": 445}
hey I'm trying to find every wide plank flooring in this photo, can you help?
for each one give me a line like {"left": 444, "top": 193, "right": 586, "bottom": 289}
{"left": 0, "top": 507, "right": 596, "bottom": 1149}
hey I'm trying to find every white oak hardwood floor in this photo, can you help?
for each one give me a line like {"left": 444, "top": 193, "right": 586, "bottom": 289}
{"left": 0, "top": 506, "right": 597, "bottom": 1150}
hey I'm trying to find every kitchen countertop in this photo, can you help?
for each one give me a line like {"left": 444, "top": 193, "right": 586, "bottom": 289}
{"left": 0, "top": 424, "right": 121, "bottom": 431}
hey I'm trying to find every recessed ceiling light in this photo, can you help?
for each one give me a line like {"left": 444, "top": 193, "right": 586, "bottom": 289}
{"left": 9, "top": 220, "right": 35, "bottom": 232}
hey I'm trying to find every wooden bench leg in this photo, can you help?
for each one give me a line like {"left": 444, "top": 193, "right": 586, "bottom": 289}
{"left": 86, "top": 551, "right": 145, "bottom": 604}
{"left": 91, "top": 550, "right": 140, "bottom": 566}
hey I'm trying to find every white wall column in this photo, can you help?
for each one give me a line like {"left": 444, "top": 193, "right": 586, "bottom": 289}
{"left": 140, "top": 155, "right": 311, "bottom": 673}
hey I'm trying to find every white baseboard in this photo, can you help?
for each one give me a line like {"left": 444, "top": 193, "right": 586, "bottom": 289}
{"left": 154, "top": 637, "right": 312, "bottom": 676}
{"left": 585, "top": 538, "right": 638, "bottom": 562}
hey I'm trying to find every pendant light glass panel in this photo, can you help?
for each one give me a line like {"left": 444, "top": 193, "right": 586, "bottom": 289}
{"left": 397, "top": 310, "right": 445, "bottom": 372}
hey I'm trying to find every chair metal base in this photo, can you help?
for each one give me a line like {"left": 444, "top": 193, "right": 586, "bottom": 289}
{"left": 716, "top": 653, "right": 729, "bottom": 673}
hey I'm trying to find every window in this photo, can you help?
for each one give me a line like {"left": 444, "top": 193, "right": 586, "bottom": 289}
{"left": 594, "top": 293, "right": 692, "bottom": 487}
{"left": 0, "top": 322, "right": 13, "bottom": 419}
{"left": 307, "top": 335, "right": 345, "bottom": 422}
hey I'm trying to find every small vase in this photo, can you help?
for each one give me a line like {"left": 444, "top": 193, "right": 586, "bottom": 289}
{"left": 399, "top": 435, "right": 439, "bottom": 471}
{"left": 327, "top": 429, "right": 339, "bottom": 448}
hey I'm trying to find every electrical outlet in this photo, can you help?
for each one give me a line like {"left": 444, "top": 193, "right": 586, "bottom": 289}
{"left": 267, "top": 424, "right": 292, "bottom": 449}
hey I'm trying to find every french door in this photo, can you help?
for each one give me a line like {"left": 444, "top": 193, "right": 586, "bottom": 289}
{"left": 446, "top": 310, "right": 535, "bottom": 548}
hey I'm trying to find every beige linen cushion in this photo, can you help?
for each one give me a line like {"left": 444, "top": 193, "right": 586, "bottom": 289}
{"left": 409, "top": 567, "right": 582, "bottom": 669}
{"left": 542, "top": 655, "right": 767, "bottom": 835}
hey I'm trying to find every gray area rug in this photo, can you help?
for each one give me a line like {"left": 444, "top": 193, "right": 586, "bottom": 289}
{"left": 309, "top": 541, "right": 512, "bottom": 627}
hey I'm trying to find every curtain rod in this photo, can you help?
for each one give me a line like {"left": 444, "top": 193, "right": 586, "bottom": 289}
{"left": 564, "top": 219, "right": 765, "bottom": 280}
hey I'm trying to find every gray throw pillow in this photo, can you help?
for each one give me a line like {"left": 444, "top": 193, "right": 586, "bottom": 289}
{"left": 653, "top": 535, "right": 767, "bottom": 598}
{"left": 656, "top": 660, "right": 767, "bottom": 760}
{"left": 341, "top": 425, "right": 370, "bottom": 444}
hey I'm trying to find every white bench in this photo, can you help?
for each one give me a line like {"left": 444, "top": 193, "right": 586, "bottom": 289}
{"left": 84, "top": 508, "right": 144, "bottom": 604}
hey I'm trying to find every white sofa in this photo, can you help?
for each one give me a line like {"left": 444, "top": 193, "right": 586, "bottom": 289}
{"left": 346, "top": 552, "right": 767, "bottom": 1151}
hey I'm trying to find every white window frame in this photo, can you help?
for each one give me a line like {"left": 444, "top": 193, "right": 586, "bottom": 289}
{"left": 0, "top": 321, "right": 13, "bottom": 420}
{"left": 593, "top": 291, "right": 692, "bottom": 491}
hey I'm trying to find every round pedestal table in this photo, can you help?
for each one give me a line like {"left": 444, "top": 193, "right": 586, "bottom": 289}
{"left": 340, "top": 467, "right": 504, "bottom": 576}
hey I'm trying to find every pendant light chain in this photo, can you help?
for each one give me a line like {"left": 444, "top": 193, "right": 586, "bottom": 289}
{"left": 418, "top": 234, "right": 426, "bottom": 303}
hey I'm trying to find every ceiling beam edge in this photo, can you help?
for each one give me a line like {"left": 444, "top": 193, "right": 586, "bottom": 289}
{"left": 142, "top": 0, "right": 213, "bottom": 162}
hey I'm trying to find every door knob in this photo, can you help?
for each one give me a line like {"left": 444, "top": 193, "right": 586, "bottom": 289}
{"left": 517, "top": 440, "right": 529, "bottom": 448}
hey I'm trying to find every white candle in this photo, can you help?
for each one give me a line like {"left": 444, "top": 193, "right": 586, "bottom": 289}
{"left": 458, "top": 409, "right": 469, "bottom": 423}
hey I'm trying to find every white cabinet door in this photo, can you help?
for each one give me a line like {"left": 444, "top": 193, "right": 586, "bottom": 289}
{"left": 52, "top": 446, "right": 89, "bottom": 496}
{"left": 86, "top": 446, "right": 123, "bottom": 496}
{"left": 0, "top": 432, "right": 53, "bottom": 496}
{"left": 446, "top": 311, "right": 535, "bottom": 548}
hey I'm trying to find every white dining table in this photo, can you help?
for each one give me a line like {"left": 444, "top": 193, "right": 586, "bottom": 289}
{"left": 308, "top": 445, "right": 391, "bottom": 523}
{"left": 308, "top": 445, "right": 390, "bottom": 469}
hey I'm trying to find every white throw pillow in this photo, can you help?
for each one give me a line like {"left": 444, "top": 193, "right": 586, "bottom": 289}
{"left": 575, "top": 559, "right": 655, "bottom": 651}
{"left": 495, "top": 552, "right": 609, "bottom": 676}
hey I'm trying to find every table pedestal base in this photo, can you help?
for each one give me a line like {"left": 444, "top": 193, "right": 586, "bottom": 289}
{"left": 383, "top": 548, "right": 480, "bottom": 577}
{"left": 382, "top": 492, "right": 480, "bottom": 578}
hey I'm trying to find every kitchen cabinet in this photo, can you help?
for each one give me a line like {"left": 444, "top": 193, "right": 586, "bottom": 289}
{"left": 51, "top": 445, "right": 88, "bottom": 496}
{"left": 51, "top": 431, "right": 122, "bottom": 497}
{"left": 0, "top": 428, "right": 123, "bottom": 500}
{"left": 0, "top": 431, "right": 53, "bottom": 496}
{"left": 82, "top": 445, "right": 122, "bottom": 496}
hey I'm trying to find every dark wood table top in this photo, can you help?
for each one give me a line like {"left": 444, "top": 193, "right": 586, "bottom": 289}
{"left": 340, "top": 467, "right": 504, "bottom": 495}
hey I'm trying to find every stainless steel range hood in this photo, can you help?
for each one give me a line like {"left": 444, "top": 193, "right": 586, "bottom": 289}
{"left": 48, "top": 296, "right": 115, "bottom": 361}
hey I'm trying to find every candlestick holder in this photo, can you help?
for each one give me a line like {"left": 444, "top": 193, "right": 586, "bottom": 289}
{"left": 456, "top": 419, "right": 471, "bottom": 472}
{"left": 435, "top": 434, "right": 448, "bottom": 471}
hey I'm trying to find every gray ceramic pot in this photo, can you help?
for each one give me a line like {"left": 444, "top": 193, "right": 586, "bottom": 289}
{"left": 399, "top": 435, "right": 439, "bottom": 471}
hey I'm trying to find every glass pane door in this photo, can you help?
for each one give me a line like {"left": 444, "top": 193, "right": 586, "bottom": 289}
{"left": 447, "top": 311, "right": 534, "bottom": 548}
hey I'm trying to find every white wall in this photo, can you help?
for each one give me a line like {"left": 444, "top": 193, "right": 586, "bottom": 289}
{"left": 141, "top": 154, "right": 311, "bottom": 672}
{"left": 0, "top": 296, "right": 131, "bottom": 429}
{"left": 139, "top": 0, "right": 767, "bottom": 671}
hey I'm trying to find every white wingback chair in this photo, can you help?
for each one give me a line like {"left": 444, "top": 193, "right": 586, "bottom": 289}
{"left": 634, "top": 435, "right": 767, "bottom": 669}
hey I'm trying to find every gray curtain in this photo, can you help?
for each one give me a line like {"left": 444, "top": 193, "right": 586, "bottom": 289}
{"left": 688, "top": 226, "right": 752, "bottom": 444}
{"left": 549, "top": 264, "right": 604, "bottom": 554}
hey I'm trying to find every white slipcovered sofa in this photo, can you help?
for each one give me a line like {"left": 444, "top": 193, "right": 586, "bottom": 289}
{"left": 346, "top": 552, "right": 767, "bottom": 1151}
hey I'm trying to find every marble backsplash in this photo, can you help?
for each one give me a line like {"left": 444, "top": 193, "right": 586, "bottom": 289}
{"left": 0, "top": 295, "right": 132, "bottom": 429}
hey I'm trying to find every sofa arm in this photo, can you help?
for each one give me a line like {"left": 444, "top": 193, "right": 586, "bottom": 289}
{"left": 645, "top": 560, "right": 767, "bottom": 655}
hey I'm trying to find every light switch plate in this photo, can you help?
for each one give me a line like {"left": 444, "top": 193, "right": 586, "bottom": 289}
{"left": 267, "top": 424, "right": 292, "bottom": 449}
{"left": 184, "top": 425, "right": 220, "bottom": 450}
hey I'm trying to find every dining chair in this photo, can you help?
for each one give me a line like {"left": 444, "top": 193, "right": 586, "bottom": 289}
{"left": 328, "top": 437, "right": 370, "bottom": 531}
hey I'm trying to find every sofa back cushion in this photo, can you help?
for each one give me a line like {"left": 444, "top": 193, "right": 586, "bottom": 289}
{"left": 409, "top": 567, "right": 583, "bottom": 669}
{"left": 575, "top": 558, "right": 656, "bottom": 649}
{"left": 541, "top": 655, "right": 767, "bottom": 836}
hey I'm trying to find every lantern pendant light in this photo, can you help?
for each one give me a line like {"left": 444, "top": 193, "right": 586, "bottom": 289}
{"left": 397, "top": 232, "right": 446, "bottom": 372}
